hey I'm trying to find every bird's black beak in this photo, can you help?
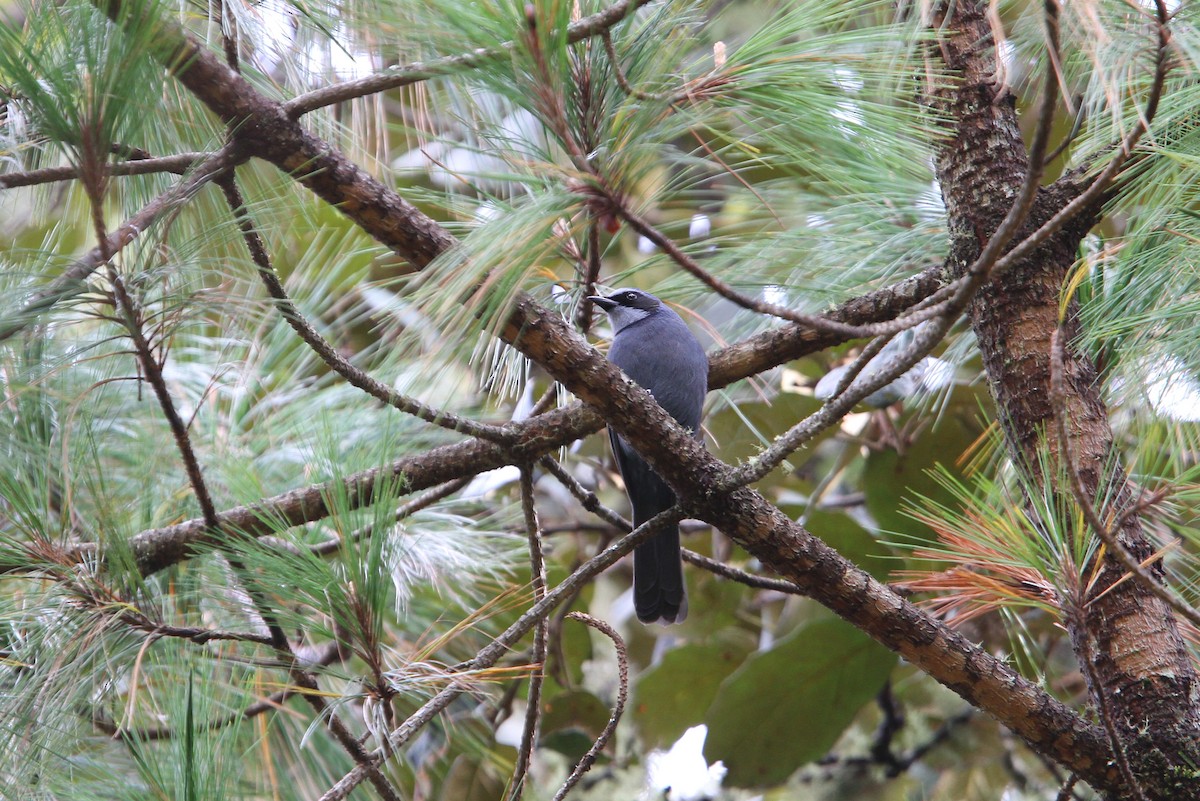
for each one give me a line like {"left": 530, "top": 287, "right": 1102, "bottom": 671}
{"left": 587, "top": 295, "right": 618, "bottom": 311}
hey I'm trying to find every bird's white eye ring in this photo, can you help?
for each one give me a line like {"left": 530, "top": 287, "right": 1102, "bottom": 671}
{"left": 624, "top": 292, "right": 637, "bottom": 302}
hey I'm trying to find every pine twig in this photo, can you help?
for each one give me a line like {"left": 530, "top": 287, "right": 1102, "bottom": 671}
{"left": 217, "top": 174, "right": 512, "bottom": 443}
{"left": 506, "top": 465, "right": 549, "bottom": 801}
{"left": 552, "top": 613, "right": 628, "bottom": 801}
{"left": 284, "top": 0, "right": 655, "bottom": 116}
{"left": 680, "top": 549, "right": 801, "bottom": 595}
{"left": 0, "top": 151, "right": 208, "bottom": 188}
{"left": 316, "top": 509, "right": 682, "bottom": 801}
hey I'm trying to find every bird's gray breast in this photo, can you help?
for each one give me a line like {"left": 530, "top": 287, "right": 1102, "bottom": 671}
{"left": 608, "top": 311, "right": 707, "bottom": 434}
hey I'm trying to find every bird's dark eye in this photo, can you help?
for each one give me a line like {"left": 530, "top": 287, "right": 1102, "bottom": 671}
{"left": 623, "top": 292, "right": 637, "bottom": 302}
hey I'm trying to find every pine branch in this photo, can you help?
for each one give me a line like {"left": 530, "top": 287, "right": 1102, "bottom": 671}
{"left": 0, "top": 151, "right": 207, "bottom": 188}
{"left": 81, "top": 3, "right": 1121, "bottom": 790}
{"left": 218, "top": 173, "right": 511, "bottom": 442}
{"left": 5, "top": 270, "right": 933, "bottom": 578}
{"left": 283, "top": 0, "right": 654, "bottom": 116}
{"left": 0, "top": 144, "right": 243, "bottom": 342}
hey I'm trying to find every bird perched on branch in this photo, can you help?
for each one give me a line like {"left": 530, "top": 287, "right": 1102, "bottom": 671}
{"left": 589, "top": 289, "right": 708, "bottom": 624}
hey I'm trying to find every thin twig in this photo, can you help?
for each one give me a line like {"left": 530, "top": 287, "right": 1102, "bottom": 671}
{"left": 528, "top": 383, "right": 560, "bottom": 417}
{"left": 58, "top": 560, "right": 277, "bottom": 646}
{"left": 100, "top": 244, "right": 221, "bottom": 530}
{"left": 113, "top": 299, "right": 408, "bottom": 796}
{"left": 722, "top": 317, "right": 949, "bottom": 487}
{"left": 681, "top": 549, "right": 801, "bottom": 594}
{"left": 506, "top": 465, "right": 548, "bottom": 801}
{"left": 316, "top": 508, "right": 682, "bottom": 801}
{"left": 869, "top": 683, "right": 906, "bottom": 776}
{"left": 807, "top": 707, "right": 973, "bottom": 778}
{"left": 539, "top": 455, "right": 629, "bottom": 530}
{"left": 523, "top": 5, "right": 590, "bottom": 170}
{"left": 575, "top": 223, "right": 603, "bottom": 334}
{"left": 126, "top": 617, "right": 273, "bottom": 646}
{"left": 217, "top": 174, "right": 512, "bottom": 443}
{"left": 284, "top": 0, "right": 654, "bottom": 116}
{"left": 215, "top": 0, "right": 239, "bottom": 72}
{"left": 0, "top": 152, "right": 208, "bottom": 189}
{"left": 552, "top": 613, "right": 628, "bottom": 801}
{"left": 1045, "top": 97, "right": 1086, "bottom": 166}
{"left": 829, "top": 331, "right": 895, "bottom": 401}
{"left": 895, "top": 708, "right": 974, "bottom": 771}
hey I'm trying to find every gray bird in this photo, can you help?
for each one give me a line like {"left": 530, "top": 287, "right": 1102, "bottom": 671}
{"left": 588, "top": 289, "right": 708, "bottom": 624}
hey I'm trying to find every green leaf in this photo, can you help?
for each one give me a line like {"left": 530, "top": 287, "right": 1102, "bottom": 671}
{"left": 703, "top": 619, "right": 897, "bottom": 787}
{"left": 439, "top": 756, "right": 506, "bottom": 801}
{"left": 633, "top": 640, "right": 755, "bottom": 749}
{"left": 707, "top": 393, "right": 823, "bottom": 463}
{"left": 539, "top": 689, "right": 612, "bottom": 762}
{"left": 862, "top": 412, "right": 978, "bottom": 543}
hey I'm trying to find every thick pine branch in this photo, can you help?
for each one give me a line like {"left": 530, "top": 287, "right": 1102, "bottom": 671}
{"left": 11, "top": 271, "right": 935, "bottom": 577}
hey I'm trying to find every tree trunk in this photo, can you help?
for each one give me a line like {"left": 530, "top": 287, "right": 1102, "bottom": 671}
{"left": 929, "top": 2, "right": 1200, "bottom": 797}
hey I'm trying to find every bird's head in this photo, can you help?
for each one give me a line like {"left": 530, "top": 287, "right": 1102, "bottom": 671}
{"left": 587, "top": 288, "right": 662, "bottom": 333}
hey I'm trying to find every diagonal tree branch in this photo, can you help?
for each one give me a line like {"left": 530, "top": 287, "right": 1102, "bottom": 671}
{"left": 13, "top": 271, "right": 932, "bottom": 579}
{"left": 83, "top": 2, "right": 1120, "bottom": 790}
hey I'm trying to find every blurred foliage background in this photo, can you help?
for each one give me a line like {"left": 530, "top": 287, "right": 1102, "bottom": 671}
{"left": 3, "top": 0, "right": 1200, "bottom": 798}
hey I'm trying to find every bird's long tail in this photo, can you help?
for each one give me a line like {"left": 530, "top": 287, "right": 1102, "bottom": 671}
{"left": 633, "top": 525, "right": 687, "bottom": 624}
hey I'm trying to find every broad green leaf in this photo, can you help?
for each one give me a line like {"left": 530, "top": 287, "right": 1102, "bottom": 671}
{"left": 633, "top": 640, "right": 755, "bottom": 749}
{"left": 704, "top": 619, "right": 897, "bottom": 787}
{"left": 539, "top": 689, "right": 612, "bottom": 761}
{"left": 439, "top": 756, "right": 506, "bottom": 801}
{"left": 863, "top": 412, "right": 978, "bottom": 543}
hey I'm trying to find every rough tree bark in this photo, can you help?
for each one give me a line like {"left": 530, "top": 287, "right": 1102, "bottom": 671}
{"left": 929, "top": 1, "right": 1200, "bottom": 797}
